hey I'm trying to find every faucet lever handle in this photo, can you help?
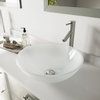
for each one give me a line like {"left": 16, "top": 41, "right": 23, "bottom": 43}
{"left": 66, "top": 23, "right": 72, "bottom": 26}
{"left": 66, "top": 21, "right": 76, "bottom": 26}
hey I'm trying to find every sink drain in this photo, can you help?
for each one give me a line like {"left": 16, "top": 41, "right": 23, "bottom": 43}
{"left": 45, "top": 69, "right": 56, "bottom": 75}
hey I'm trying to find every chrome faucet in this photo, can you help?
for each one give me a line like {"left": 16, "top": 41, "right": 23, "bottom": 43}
{"left": 62, "top": 21, "right": 76, "bottom": 47}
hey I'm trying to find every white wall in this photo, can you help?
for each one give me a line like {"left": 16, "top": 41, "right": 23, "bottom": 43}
{"left": 4, "top": 0, "right": 100, "bottom": 56}
{"left": 0, "top": 10, "right": 4, "bottom": 35}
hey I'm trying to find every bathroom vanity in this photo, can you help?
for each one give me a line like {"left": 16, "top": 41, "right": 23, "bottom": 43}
{"left": 0, "top": 48, "right": 100, "bottom": 100}
{"left": 0, "top": 0, "right": 100, "bottom": 100}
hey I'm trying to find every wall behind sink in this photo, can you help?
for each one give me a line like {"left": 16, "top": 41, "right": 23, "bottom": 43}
{"left": 1, "top": 0, "right": 100, "bottom": 56}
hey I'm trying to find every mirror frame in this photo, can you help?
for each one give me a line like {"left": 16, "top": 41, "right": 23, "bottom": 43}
{"left": 44, "top": 0, "right": 100, "bottom": 18}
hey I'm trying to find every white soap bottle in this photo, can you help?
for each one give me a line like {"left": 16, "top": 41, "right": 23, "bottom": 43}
{"left": 21, "top": 27, "right": 28, "bottom": 47}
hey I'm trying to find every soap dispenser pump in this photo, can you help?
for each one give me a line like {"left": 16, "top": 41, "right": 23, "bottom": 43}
{"left": 22, "top": 27, "right": 26, "bottom": 33}
{"left": 21, "top": 27, "right": 28, "bottom": 47}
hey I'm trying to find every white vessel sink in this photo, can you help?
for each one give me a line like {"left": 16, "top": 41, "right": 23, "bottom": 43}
{"left": 16, "top": 43, "right": 84, "bottom": 83}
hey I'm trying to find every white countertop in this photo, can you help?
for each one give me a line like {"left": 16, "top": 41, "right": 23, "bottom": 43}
{"left": 0, "top": 48, "right": 100, "bottom": 100}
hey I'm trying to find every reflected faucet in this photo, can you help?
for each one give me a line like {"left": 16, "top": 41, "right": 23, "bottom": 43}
{"left": 62, "top": 21, "right": 76, "bottom": 47}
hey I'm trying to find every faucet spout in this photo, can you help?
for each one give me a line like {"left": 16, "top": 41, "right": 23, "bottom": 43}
{"left": 62, "top": 21, "right": 76, "bottom": 47}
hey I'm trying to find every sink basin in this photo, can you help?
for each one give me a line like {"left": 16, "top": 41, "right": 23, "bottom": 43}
{"left": 16, "top": 43, "right": 84, "bottom": 83}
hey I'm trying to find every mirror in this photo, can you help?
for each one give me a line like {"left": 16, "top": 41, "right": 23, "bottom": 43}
{"left": 49, "top": 0, "right": 100, "bottom": 9}
{"left": 44, "top": 0, "right": 100, "bottom": 18}
{"left": 0, "top": 0, "right": 22, "bottom": 8}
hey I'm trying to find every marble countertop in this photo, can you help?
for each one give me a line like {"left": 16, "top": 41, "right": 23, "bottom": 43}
{"left": 0, "top": 48, "right": 100, "bottom": 100}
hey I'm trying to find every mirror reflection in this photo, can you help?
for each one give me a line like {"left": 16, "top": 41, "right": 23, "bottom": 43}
{"left": 0, "top": 0, "right": 5, "bottom": 2}
{"left": 49, "top": 0, "right": 100, "bottom": 9}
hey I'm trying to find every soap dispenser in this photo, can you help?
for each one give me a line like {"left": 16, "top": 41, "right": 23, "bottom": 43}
{"left": 21, "top": 27, "right": 28, "bottom": 47}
